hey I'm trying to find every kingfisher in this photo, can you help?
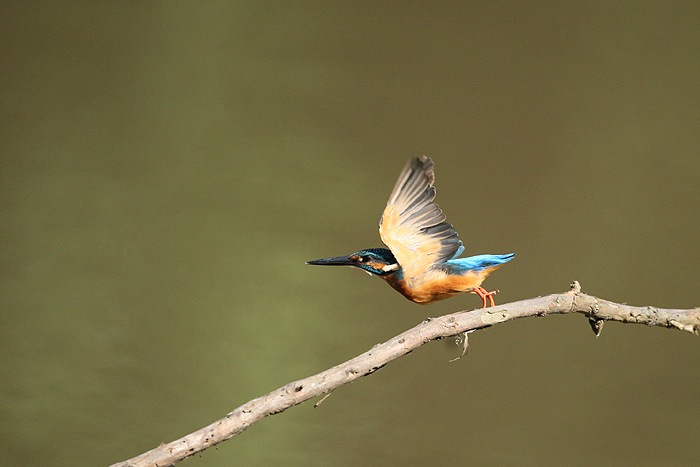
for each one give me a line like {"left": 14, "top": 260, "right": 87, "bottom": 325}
{"left": 307, "top": 156, "right": 514, "bottom": 307}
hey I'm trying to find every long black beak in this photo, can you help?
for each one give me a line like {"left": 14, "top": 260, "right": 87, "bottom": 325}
{"left": 306, "top": 255, "right": 355, "bottom": 266}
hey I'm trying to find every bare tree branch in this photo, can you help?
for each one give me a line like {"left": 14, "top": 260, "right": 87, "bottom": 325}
{"left": 111, "top": 282, "right": 699, "bottom": 467}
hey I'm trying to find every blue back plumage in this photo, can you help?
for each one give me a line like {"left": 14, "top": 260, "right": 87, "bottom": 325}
{"left": 444, "top": 253, "right": 515, "bottom": 273}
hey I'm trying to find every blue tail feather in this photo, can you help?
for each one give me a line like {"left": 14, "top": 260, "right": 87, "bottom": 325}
{"left": 445, "top": 253, "right": 515, "bottom": 272}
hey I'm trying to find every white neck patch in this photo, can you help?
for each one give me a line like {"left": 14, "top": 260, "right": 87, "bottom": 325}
{"left": 382, "top": 263, "right": 399, "bottom": 272}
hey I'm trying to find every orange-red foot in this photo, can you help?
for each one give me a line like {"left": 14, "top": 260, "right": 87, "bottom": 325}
{"left": 474, "top": 287, "right": 499, "bottom": 308}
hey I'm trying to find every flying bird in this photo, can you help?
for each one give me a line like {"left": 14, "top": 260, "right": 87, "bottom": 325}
{"left": 307, "top": 156, "right": 514, "bottom": 307}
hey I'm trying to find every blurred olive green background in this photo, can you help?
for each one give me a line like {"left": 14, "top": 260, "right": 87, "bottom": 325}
{"left": 2, "top": 2, "right": 699, "bottom": 466}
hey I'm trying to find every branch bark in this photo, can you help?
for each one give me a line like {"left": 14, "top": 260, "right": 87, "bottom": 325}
{"left": 111, "top": 282, "right": 699, "bottom": 467}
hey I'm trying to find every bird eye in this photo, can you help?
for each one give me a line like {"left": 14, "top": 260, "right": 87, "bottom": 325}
{"left": 361, "top": 255, "right": 371, "bottom": 263}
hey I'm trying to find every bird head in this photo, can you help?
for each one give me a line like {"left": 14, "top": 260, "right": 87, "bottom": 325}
{"left": 307, "top": 248, "right": 400, "bottom": 276}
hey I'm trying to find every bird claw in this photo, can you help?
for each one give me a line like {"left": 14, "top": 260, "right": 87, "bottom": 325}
{"left": 474, "top": 287, "right": 499, "bottom": 308}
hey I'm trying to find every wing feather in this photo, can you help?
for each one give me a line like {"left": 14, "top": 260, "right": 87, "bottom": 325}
{"left": 379, "top": 156, "right": 463, "bottom": 284}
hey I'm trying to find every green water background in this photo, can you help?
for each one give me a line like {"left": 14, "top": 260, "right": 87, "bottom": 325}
{"left": 2, "top": 2, "right": 699, "bottom": 465}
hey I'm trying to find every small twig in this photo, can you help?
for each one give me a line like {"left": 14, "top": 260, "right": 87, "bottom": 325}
{"left": 313, "top": 391, "right": 334, "bottom": 408}
{"left": 448, "top": 331, "right": 470, "bottom": 362}
{"left": 588, "top": 318, "right": 605, "bottom": 337}
{"left": 111, "top": 282, "right": 699, "bottom": 467}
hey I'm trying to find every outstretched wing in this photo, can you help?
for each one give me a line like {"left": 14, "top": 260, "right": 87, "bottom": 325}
{"left": 379, "top": 156, "right": 463, "bottom": 284}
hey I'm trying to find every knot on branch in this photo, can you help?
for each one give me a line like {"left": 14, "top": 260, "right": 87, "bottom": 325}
{"left": 569, "top": 280, "right": 582, "bottom": 294}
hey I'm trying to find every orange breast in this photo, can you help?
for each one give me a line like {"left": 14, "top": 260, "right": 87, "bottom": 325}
{"left": 382, "top": 267, "right": 498, "bottom": 304}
